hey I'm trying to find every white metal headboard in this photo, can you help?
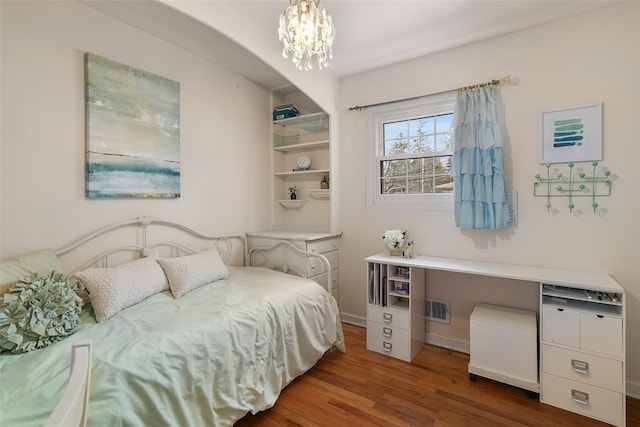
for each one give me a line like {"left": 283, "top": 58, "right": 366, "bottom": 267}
{"left": 55, "top": 216, "right": 247, "bottom": 274}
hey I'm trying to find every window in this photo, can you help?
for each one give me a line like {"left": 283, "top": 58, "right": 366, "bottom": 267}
{"left": 366, "top": 91, "right": 456, "bottom": 212}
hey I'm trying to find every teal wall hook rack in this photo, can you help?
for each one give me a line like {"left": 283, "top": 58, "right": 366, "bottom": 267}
{"left": 534, "top": 162, "right": 613, "bottom": 213}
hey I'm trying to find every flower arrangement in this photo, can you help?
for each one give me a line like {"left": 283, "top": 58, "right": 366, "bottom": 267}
{"left": 383, "top": 229, "right": 407, "bottom": 254}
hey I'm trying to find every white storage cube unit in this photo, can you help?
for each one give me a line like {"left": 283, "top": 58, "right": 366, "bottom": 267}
{"left": 469, "top": 303, "right": 539, "bottom": 393}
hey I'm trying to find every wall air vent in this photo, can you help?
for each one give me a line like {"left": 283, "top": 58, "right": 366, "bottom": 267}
{"left": 426, "top": 298, "right": 450, "bottom": 324}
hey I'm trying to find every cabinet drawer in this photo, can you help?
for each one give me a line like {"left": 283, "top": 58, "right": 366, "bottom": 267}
{"left": 366, "top": 324, "right": 410, "bottom": 361}
{"left": 541, "top": 373, "right": 624, "bottom": 426}
{"left": 367, "top": 305, "right": 410, "bottom": 328}
{"left": 306, "top": 250, "right": 338, "bottom": 275}
{"left": 542, "top": 306, "right": 579, "bottom": 347}
{"left": 542, "top": 345, "right": 623, "bottom": 392}
{"left": 307, "top": 238, "right": 339, "bottom": 254}
{"left": 367, "top": 321, "right": 410, "bottom": 345}
{"left": 580, "top": 313, "right": 623, "bottom": 357}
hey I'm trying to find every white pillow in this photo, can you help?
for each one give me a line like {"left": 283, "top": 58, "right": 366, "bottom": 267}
{"left": 157, "top": 248, "right": 229, "bottom": 298}
{"left": 75, "top": 253, "right": 168, "bottom": 323}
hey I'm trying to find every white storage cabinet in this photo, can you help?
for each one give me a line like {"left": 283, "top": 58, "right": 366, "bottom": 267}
{"left": 365, "top": 256, "right": 426, "bottom": 362}
{"left": 540, "top": 283, "right": 625, "bottom": 426}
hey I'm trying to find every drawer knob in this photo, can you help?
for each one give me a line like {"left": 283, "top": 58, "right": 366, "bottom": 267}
{"left": 571, "top": 389, "right": 589, "bottom": 405}
{"left": 571, "top": 359, "right": 589, "bottom": 374}
{"left": 383, "top": 313, "right": 393, "bottom": 322}
{"left": 383, "top": 342, "right": 392, "bottom": 352}
{"left": 383, "top": 327, "right": 392, "bottom": 338}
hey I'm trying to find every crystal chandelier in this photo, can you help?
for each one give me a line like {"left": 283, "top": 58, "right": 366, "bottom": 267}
{"left": 278, "top": 0, "right": 335, "bottom": 71}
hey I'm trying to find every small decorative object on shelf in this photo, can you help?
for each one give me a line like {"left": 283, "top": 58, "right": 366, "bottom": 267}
{"left": 404, "top": 240, "right": 415, "bottom": 259}
{"left": 294, "top": 154, "right": 311, "bottom": 171}
{"left": 320, "top": 175, "right": 329, "bottom": 189}
{"left": 383, "top": 229, "right": 406, "bottom": 256}
{"left": 289, "top": 185, "right": 298, "bottom": 200}
{"left": 273, "top": 104, "right": 299, "bottom": 121}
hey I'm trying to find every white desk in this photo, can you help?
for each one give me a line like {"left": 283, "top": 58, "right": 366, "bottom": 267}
{"left": 365, "top": 253, "right": 622, "bottom": 292}
{"left": 365, "top": 253, "right": 625, "bottom": 426}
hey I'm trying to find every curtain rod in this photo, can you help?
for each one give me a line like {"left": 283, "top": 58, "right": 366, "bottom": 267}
{"left": 348, "top": 75, "right": 511, "bottom": 112}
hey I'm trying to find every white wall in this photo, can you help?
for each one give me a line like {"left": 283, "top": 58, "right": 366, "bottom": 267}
{"left": 338, "top": 3, "right": 640, "bottom": 394}
{"left": 0, "top": 1, "right": 273, "bottom": 267}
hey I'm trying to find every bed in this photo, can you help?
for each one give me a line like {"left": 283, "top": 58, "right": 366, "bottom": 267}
{"left": 0, "top": 217, "right": 345, "bottom": 426}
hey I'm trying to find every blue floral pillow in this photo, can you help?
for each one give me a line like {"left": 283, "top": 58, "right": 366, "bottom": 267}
{"left": 0, "top": 272, "right": 83, "bottom": 353}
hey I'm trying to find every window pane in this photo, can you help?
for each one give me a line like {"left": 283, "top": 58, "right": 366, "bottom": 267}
{"left": 408, "top": 177, "right": 434, "bottom": 193}
{"left": 436, "top": 113, "right": 453, "bottom": 133}
{"left": 382, "top": 177, "right": 407, "bottom": 194}
{"left": 383, "top": 121, "right": 405, "bottom": 140}
{"left": 409, "top": 117, "right": 434, "bottom": 136}
{"left": 435, "top": 155, "right": 452, "bottom": 174}
{"left": 381, "top": 159, "right": 406, "bottom": 177}
{"left": 410, "top": 134, "right": 434, "bottom": 153}
{"left": 407, "top": 157, "right": 424, "bottom": 175}
{"left": 435, "top": 133, "right": 451, "bottom": 152}
{"left": 435, "top": 175, "right": 454, "bottom": 193}
{"left": 424, "top": 157, "right": 434, "bottom": 172}
{"left": 384, "top": 138, "right": 409, "bottom": 155}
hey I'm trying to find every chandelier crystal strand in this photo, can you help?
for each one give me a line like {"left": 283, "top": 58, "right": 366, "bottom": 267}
{"left": 278, "top": 0, "right": 335, "bottom": 71}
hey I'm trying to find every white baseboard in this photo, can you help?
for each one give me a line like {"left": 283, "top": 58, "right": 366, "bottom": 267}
{"left": 425, "top": 333, "right": 470, "bottom": 354}
{"left": 340, "top": 313, "right": 366, "bottom": 327}
{"left": 627, "top": 379, "right": 640, "bottom": 399}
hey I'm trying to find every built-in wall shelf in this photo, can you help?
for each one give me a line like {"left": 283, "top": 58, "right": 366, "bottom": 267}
{"left": 270, "top": 105, "right": 332, "bottom": 230}
{"left": 308, "top": 189, "right": 331, "bottom": 199}
{"left": 273, "top": 140, "right": 329, "bottom": 153}
{"left": 274, "top": 169, "right": 330, "bottom": 177}
{"left": 278, "top": 199, "right": 306, "bottom": 208}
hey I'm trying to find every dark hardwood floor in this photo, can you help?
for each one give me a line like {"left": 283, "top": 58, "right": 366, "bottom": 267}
{"left": 237, "top": 323, "right": 639, "bottom": 427}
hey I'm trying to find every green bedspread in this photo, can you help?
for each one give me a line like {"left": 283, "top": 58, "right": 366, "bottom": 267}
{"left": 0, "top": 267, "right": 345, "bottom": 426}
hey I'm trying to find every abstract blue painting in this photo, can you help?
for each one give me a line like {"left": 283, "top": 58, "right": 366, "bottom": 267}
{"left": 85, "top": 53, "right": 180, "bottom": 198}
{"left": 540, "top": 103, "right": 602, "bottom": 164}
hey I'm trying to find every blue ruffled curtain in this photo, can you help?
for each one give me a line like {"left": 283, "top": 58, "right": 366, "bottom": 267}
{"left": 452, "top": 87, "right": 509, "bottom": 229}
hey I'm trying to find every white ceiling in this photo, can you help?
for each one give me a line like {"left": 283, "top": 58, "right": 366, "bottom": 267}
{"left": 84, "top": 0, "right": 622, "bottom": 90}
{"left": 224, "top": 0, "right": 622, "bottom": 77}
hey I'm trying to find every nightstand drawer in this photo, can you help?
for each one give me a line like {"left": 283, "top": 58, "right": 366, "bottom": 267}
{"left": 307, "top": 239, "right": 339, "bottom": 254}
{"left": 306, "top": 250, "right": 338, "bottom": 275}
{"left": 367, "top": 305, "right": 410, "bottom": 328}
{"left": 541, "top": 373, "right": 624, "bottom": 426}
{"left": 542, "top": 345, "right": 623, "bottom": 392}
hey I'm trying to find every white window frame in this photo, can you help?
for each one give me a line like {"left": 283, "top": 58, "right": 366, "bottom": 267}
{"left": 366, "top": 91, "right": 456, "bottom": 212}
